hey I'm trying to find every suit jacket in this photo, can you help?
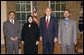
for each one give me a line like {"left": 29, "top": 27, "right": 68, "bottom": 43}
{"left": 3, "top": 20, "right": 21, "bottom": 40}
{"left": 39, "top": 16, "right": 58, "bottom": 43}
{"left": 58, "top": 19, "right": 77, "bottom": 45}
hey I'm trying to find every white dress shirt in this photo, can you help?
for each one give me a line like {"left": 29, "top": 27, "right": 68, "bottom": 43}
{"left": 46, "top": 16, "right": 50, "bottom": 23}
{"left": 9, "top": 19, "right": 14, "bottom": 24}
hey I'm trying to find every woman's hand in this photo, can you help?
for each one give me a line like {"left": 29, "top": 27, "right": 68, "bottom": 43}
{"left": 39, "top": 36, "right": 42, "bottom": 42}
{"left": 21, "top": 41, "right": 24, "bottom": 44}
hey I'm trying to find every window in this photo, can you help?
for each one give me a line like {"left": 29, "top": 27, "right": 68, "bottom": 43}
{"left": 49, "top": 1, "right": 66, "bottom": 20}
{"left": 16, "top": 1, "right": 32, "bottom": 29}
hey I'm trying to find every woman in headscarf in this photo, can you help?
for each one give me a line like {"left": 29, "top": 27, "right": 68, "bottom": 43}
{"left": 21, "top": 15, "right": 40, "bottom": 54}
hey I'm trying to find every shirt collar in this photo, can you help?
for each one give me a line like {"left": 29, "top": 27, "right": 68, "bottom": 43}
{"left": 65, "top": 18, "right": 69, "bottom": 21}
{"left": 46, "top": 16, "right": 50, "bottom": 20}
{"left": 9, "top": 19, "right": 14, "bottom": 23}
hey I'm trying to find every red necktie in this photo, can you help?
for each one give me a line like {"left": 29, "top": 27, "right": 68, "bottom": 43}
{"left": 46, "top": 18, "right": 49, "bottom": 28}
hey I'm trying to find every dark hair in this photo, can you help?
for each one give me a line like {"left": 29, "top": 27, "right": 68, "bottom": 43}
{"left": 27, "top": 15, "right": 33, "bottom": 22}
{"left": 9, "top": 11, "right": 16, "bottom": 15}
{"left": 64, "top": 9, "right": 71, "bottom": 13}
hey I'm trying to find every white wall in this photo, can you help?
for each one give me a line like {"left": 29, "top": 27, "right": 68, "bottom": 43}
{"left": 1, "top": 1, "right": 7, "bottom": 44}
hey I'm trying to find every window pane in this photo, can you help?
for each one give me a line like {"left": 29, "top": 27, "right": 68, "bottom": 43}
{"left": 27, "top": 13, "right": 31, "bottom": 17}
{"left": 56, "top": 13, "right": 60, "bottom": 21}
{"left": 60, "top": 12, "right": 64, "bottom": 19}
{"left": 16, "top": 13, "right": 20, "bottom": 20}
{"left": 21, "top": 1, "right": 25, "bottom": 3}
{"left": 61, "top": 4, "right": 66, "bottom": 11}
{"left": 26, "top": 1, "right": 30, "bottom": 3}
{"left": 51, "top": 4, "right": 55, "bottom": 11}
{"left": 16, "top": 1, "right": 20, "bottom": 3}
{"left": 56, "top": 1, "right": 60, "bottom": 4}
{"left": 56, "top": 12, "right": 60, "bottom": 18}
{"left": 51, "top": 1, "right": 55, "bottom": 4}
{"left": 22, "top": 20, "right": 27, "bottom": 24}
{"left": 26, "top": 4, "right": 31, "bottom": 11}
{"left": 61, "top": 1, "right": 66, "bottom": 4}
{"left": 21, "top": 13, "right": 26, "bottom": 20}
{"left": 52, "top": 12, "right": 56, "bottom": 17}
{"left": 16, "top": 4, "right": 20, "bottom": 11}
{"left": 18, "top": 20, "right": 22, "bottom": 24}
{"left": 56, "top": 4, "right": 60, "bottom": 11}
{"left": 21, "top": 3, "right": 25, "bottom": 11}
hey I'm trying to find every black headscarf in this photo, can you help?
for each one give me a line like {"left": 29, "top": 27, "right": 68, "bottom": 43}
{"left": 27, "top": 15, "right": 34, "bottom": 24}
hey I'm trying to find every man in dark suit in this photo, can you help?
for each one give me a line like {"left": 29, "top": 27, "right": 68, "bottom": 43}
{"left": 39, "top": 7, "right": 58, "bottom": 54}
{"left": 3, "top": 11, "right": 21, "bottom": 54}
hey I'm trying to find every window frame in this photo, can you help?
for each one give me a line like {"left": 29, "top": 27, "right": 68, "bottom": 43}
{"left": 16, "top": 1, "right": 32, "bottom": 28}
{"left": 49, "top": 1, "right": 66, "bottom": 20}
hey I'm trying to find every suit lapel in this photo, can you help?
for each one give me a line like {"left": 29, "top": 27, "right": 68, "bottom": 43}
{"left": 44, "top": 16, "right": 46, "bottom": 28}
{"left": 44, "top": 16, "right": 52, "bottom": 29}
{"left": 7, "top": 20, "right": 12, "bottom": 25}
{"left": 62, "top": 19, "right": 66, "bottom": 28}
{"left": 48, "top": 16, "right": 52, "bottom": 28}
{"left": 68, "top": 19, "right": 72, "bottom": 29}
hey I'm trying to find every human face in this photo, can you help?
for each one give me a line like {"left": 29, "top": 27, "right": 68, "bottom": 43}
{"left": 28, "top": 17, "right": 33, "bottom": 23}
{"left": 64, "top": 11, "right": 70, "bottom": 18}
{"left": 9, "top": 12, "right": 15, "bottom": 20}
{"left": 45, "top": 8, "right": 51, "bottom": 16}
{"left": 33, "top": 11, "right": 37, "bottom": 17}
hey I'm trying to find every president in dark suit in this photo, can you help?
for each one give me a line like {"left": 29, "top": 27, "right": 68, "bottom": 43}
{"left": 3, "top": 11, "right": 21, "bottom": 54}
{"left": 39, "top": 7, "right": 58, "bottom": 54}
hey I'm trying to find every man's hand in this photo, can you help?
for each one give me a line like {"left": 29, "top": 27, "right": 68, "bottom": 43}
{"left": 10, "top": 37, "right": 18, "bottom": 41}
{"left": 74, "top": 42, "right": 77, "bottom": 45}
{"left": 54, "top": 38, "right": 57, "bottom": 43}
{"left": 39, "top": 36, "right": 42, "bottom": 42}
{"left": 58, "top": 41, "right": 61, "bottom": 44}
{"left": 10, "top": 37, "right": 16, "bottom": 41}
{"left": 15, "top": 37, "right": 18, "bottom": 40}
{"left": 10, "top": 37, "right": 15, "bottom": 41}
{"left": 36, "top": 41, "right": 38, "bottom": 45}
